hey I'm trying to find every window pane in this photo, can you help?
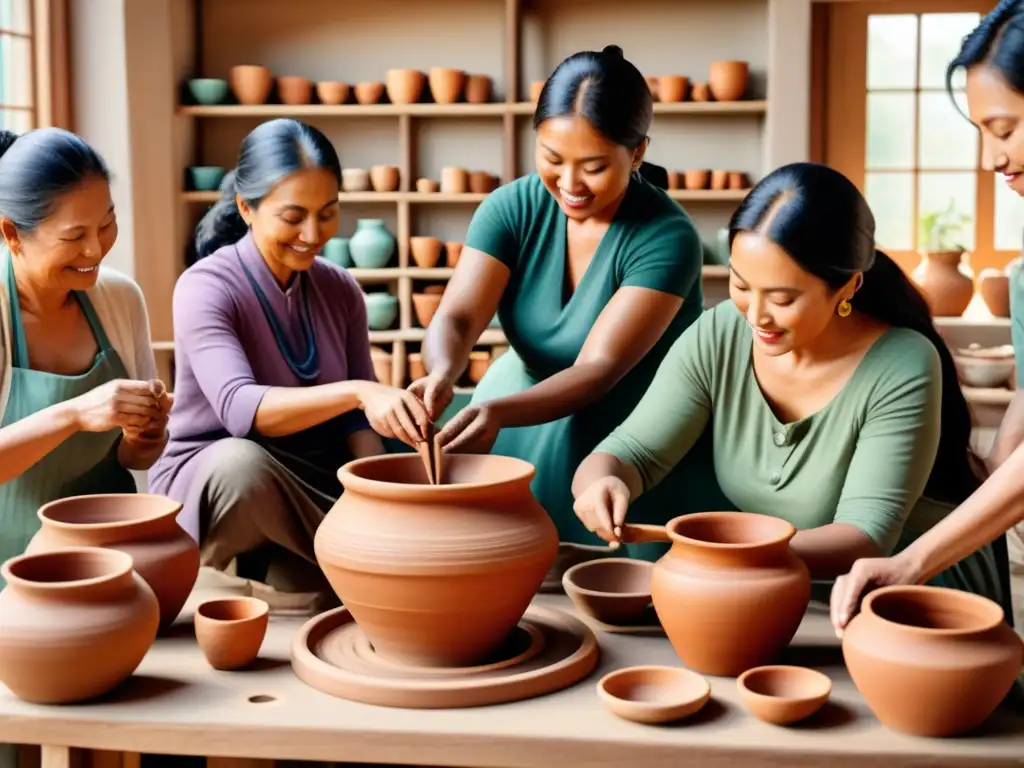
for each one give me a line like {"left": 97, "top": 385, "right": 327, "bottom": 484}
{"left": 867, "top": 92, "right": 915, "bottom": 169}
{"left": 920, "top": 13, "right": 981, "bottom": 89}
{"left": 918, "top": 172, "right": 976, "bottom": 251}
{"left": 0, "top": 0, "right": 29, "bottom": 35}
{"left": 919, "top": 91, "right": 977, "bottom": 169}
{"left": 867, "top": 172, "right": 914, "bottom": 249}
{"left": 994, "top": 174, "right": 1024, "bottom": 251}
{"left": 0, "top": 33, "right": 32, "bottom": 107}
{"left": 0, "top": 108, "right": 32, "bottom": 133}
{"left": 868, "top": 14, "right": 918, "bottom": 89}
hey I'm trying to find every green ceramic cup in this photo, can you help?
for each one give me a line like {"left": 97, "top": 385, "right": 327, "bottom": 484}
{"left": 188, "top": 166, "right": 226, "bottom": 191}
{"left": 187, "top": 78, "right": 229, "bottom": 105}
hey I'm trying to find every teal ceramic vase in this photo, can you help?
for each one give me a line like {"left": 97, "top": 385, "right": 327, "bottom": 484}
{"left": 364, "top": 293, "right": 398, "bottom": 330}
{"left": 350, "top": 219, "right": 395, "bottom": 268}
{"left": 322, "top": 237, "right": 352, "bottom": 268}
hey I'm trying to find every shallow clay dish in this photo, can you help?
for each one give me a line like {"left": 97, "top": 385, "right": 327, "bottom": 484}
{"left": 737, "top": 665, "right": 831, "bottom": 725}
{"left": 562, "top": 558, "right": 653, "bottom": 625}
{"left": 597, "top": 665, "right": 710, "bottom": 724}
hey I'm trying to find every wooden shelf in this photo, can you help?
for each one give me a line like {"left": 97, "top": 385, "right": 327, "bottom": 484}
{"left": 178, "top": 100, "right": 768, "bottom": 118}
{"left": 181, "top": 189, "right": 746, "bottom": 204}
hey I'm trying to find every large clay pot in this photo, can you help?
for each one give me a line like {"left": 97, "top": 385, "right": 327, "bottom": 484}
{"left": 349, "top": 218, "right": 395, "bottom": 268}
{"left": 623, "top": 512, "right": 810, "bottom": 677}
{"left": 843, "top": 585, "right": 1022, "bottom": 736}
{"left": 912, "top": 250, "right": 974, "bottom": 316}
{"left": 26, "top": 493, "right": 198, "bottom": 631}
{"left": 315, "top": 454, "right": 558, "bottom": 667}
{"left": 0, "top": 547, "right": 159, "bottom": 703}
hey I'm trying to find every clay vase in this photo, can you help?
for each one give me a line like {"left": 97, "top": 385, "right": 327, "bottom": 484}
{"left": 26, "top": 493, "right": 198, "bottom": 631}
{"left": 0, "top": 547, "right": 159, "bottom": 703}
{"left": 349, "top": 219, "right": 395, "bottom": 268}
{"left": 912, "top": 250, "right": 974, "bottom": 317}
{"left": 410, "top": 236, "right": 444, "bottom": 268}
{"left": 978, "top": 268, "right": 1011, "bottom": 318}
{"left": 708, "top": 60, "right": 749, "bottom": 101}
{"left": 842, "top": 585, "right": 1022, "bottom": 736}
{"left": 429, "top": 67, "right": 465, "bottom": 104}
{"left": 385, "top": 69, "right": 426, "bottom": 105}
{"left": 314, "top": 453, "right": 558, "bottom": 667}
{"left": 623, "top": 512, "right": 810, "bottom": 677}
{"left": 229, "top": 65, "right": 272, "bottom": 105}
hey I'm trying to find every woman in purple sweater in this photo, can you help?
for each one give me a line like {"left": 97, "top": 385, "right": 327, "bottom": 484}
{"left": 149, "top": 120, "right": 429, "bottom": 612}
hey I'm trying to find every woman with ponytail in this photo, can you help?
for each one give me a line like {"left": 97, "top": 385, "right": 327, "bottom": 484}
{"left": 573, "top": 161, "right": 1002, "bottom": 604}
{"left": 831, "top": 0, "right": 1024, "bottom": 631}
{"left": 374, "top": 45, "right": 714, "bottom": 560}
{"left": 148, "top": 119, "right": 429, "bottom": 612}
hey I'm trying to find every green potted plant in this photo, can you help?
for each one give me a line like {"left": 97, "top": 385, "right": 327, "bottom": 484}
{"left": 911, "top": 199, "right": 974, "bottom": 317}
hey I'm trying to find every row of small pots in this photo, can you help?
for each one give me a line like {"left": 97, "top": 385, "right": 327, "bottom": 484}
{"left": 321, "top": 227, "right": 464, "bottom": 272}
{"left": 371, "top": 345, "right": 497, "bottom": 387}
{"left": 364, "top": 285, "right": 446, "bottom": 330}
{"left": 913, "top": 250, "right": 1014, "bottom": 318}
{"left": 667, "top": 169, "right": 750, "bottom": 192}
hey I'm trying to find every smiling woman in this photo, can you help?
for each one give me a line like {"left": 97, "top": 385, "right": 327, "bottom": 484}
{"left": 148, "top": 119, "right": 429, "bottom": 613}
{"left": 0, "top": 127, "right": 170, "bottom": 580}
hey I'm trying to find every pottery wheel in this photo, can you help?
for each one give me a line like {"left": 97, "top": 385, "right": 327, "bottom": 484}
{"left": 292, "top": 605, "right": 600, "bottom": 708}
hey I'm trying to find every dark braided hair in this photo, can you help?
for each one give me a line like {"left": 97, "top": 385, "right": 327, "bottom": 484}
{"left": 947, "top": 0, "right": 1024, "bottom": 109}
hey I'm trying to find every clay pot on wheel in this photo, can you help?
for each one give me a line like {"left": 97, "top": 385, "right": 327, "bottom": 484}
{"left": 842, "top": 585, "right": 1022, "bottom": 736}
{"left": 26, "top": 493, "right": 199, "bottom": 631}
{"left": 314, "top": 454, "right": 559, "bottom": 667}
{"left": 0, "top": 547, "right": 159, "bottom": 703}
{"left": 912, "top": 250, "right": 974, "bottom": 317}
{"left": 621, "top": 512, "right": 810, "bottom": 677}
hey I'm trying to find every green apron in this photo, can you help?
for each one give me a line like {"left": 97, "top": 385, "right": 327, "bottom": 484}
{"left": 0, "top": 252, "right": 136, "bottom": 585}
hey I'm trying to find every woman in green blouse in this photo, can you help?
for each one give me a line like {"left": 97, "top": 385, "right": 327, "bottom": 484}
{"left": 572, "top": 161, "right": 1002, "bottom": 605}
{"left": 377, "top": 45, "right": 725, "bottom": 558}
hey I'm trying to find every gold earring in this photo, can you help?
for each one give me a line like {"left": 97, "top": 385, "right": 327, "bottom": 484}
{"left": 837, "top": 299, "right": 852, "bottom": 317}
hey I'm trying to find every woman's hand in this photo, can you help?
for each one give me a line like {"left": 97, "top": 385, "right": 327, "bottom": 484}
{"left": 70, "top": 379, "right": 163, "bottom": 433}
{"left": 436, "top": 403, "right": 501, "bottom": 453}
{"left": 573, "top": 476, "right": 632, "bottom": 543}
{"left": 122, "top": 380, "right": 174, "bottom": 444}
{"left": 408, "top": 373, "right": 454, "bottom": 422}
{"left": 829, "top": 553, "right": 923, "bottom": 636}
{"left": 358, "top": 381, "right": 432, "bottom": 447}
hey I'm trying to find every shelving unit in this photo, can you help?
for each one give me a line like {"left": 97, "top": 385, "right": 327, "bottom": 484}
{"left": 165, "top": 0, "right": 770, "bottom": 391}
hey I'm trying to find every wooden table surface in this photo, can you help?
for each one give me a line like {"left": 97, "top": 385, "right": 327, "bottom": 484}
{"left": 1, "top": 588, "right": 1023, "bottom": 768}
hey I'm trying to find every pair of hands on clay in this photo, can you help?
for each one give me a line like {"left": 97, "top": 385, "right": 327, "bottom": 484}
{"left": 573, "top": 476, "right": 632, "bottom": 544}
{"left": 71, "top": 378, "right": 174, "bottom": 444}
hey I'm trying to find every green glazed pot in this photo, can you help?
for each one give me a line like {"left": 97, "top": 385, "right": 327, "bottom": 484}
{"left": 350, "top": 219, "right": 395, "bottom": 269}
{"left": 364, "top": 293, "right": 398, "bottom": 330}
{"left": 322, "top": 237, "right": 352, "bottom": 268}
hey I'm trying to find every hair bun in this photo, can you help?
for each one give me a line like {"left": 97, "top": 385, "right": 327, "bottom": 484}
{"left": 602, "top": 44, "right": 624, "bottom": 59}
{"left": 0, "top": 130, "right": 19, "bottom": 161}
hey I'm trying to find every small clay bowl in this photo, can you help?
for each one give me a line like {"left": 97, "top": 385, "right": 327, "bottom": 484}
{"left": 562, "top": 558, "right": 653, "bottom": 625}
{"left": 354, "top": 81, "right": 384, "bottom": 105}
{"left": 342, "top": 168, "right": 371, "bottom": 192}
{"left": 737, "top": 665, "right": 831, "bottom": 725}
{"left": 194, "top": 597, "right": 269, "bottom": 671}
{"left": 598, "top": 665, "right": 710, "bottom": 724}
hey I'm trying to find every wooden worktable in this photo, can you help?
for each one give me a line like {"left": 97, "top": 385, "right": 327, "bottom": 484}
{"left": 2, "top": 588, "right": 1023, "bottom": 768}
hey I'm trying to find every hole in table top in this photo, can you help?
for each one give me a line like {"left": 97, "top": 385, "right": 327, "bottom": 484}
{"left": 248, "top": 694, "right": 276, "bottom": 703}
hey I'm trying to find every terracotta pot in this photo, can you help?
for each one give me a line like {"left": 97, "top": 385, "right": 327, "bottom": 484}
{"left": 530, "top": 81, "right": 545, "bottom": 103}
{"left": 370, "top": 165, "right": 400, "bottom": 192}
{"left": 469, "top": 171, "right": 499, "bottom": 194}
{"left": 912, "top": 250, "right": 974, "bottom": 317}
{"left": 843, "top": 585, "right": 1022, "bottom": 736}
{"left": 416, "top": 178, "right": 439, "bottom": 194}
{"left": 710, "top": 170, "right": 728, "bottom": 191}
{"left": 230, "top": 65, "right": 273, "bottom": 105}
{"left": 667, "top": 172, "right": 684, "bottom": 190}
{"left": 429, "top": 68, "right": 465, "bottom": 104}
{"left": 194, "top": 597, "right": 269, "bottom": 671}
{"left": 446, "top": 241, "right": 463, "bottom": 267}
{"left": 728, "top": 172, "right": 749, "bottom": 190}
{"left": 691, "top": 82, "right": 711, "bottom": 102}
{"left": 354, "top": 81, "right": 384, "bottom": 105}
{"left": 440, "top": 166, "right": 469, "bottom": 194}
{"left": 410, "top": 236, "right": 443, "bottom": 268}
{"left": 622, "top": 512, "right": 810, "bottom": 677}
{"left": 314, "top": 453, "right": 558, "bottom": 666}
{"left": 370, "top": 346, "right": 392, "bottom": 385}
{"left": 342, "top": 167, "right": 370, "bottom": 192}
{"left": 423, "top": 284, "right": 445, "bottom": 295}
{"left": 26, "top": 493, "right": 199, "bottom": 631}
{"left": 412, "top": 292, "right": 443, "bottom": 327}
{"left": 468, "top": 350, "right": 491, "bottom": 383}
{"left": 978, "top": 268, "right": 1011, "bottom": 318}
{"left": 0, "top": 547, "right": 159, "bottom": 703}
{"left": 317, "top": 81, "right": 349, "bottom": 105}
{"left": 465, "top": 74, "right": 492, "bottom": 104}
{"left": 708, "top": 60, "right": 749, "bottom": 101}
{"left": 657, "top": 75, "right": 688, "bottom": 103}
{"left": 407, "top": 352, "right": 426, "bottom": 381}
{"left": 385, "top": 69, "right": 426, "bottom": 105}
{"left": 684, "top": 169, "right": 710, "bottom": 190}
{"left": 277, "top": 76, "right": 312, "bottom": 105}
{"left": 645, "top": 76, "right": 659, "bottom": 101}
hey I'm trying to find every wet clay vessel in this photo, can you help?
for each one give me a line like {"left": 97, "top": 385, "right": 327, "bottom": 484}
{"left": 621, "top": 512, "right": 810, "bottom": 676}
{"left": 26, "top": 493, "right": 199, "bottom": 631}
{"left": 842, "top": 585, "right": 1022, "bottom": 737}
{"left": 0, "top": 547, "right": 159, "bottom": 703}
{"left": 314, "top": 454, "right": 559, "bottom": 667}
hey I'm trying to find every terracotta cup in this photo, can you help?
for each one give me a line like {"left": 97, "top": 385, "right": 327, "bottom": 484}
{"left": 316, "top": 81, "right": 350, "bottom": 105}
{"left": 410, "top": 236, "right": 444, "bottom": 268}
{"left": 370, "top": 346, "right": 392, "bottom": 385}
{"left": 416, "top": 178, "right": 439, "bottom": 194}
{"left": 465, "top": 74, "right": 493, "bottom": 104}
{"left": 691, "top": 82, "right": 711, "bottom": 102}
{"left": 385, "top": 69, "right": 426, "bottom": 105}
{"left": 467, "top": 350, "right": 491, "bottom": 383}
{"left": 710, "top": 170, "right": 729, "bottom": 191}
{"left": 429, "top": 68, "right": 465, "bottom": 104}
{"left": 370, "top": 165, "right": 400, "bottom": 193}
{"left": 407, "top": 352, "right": 426, "bottom": 382}
{"left": 440, "top": 166, "right": 469, "bottom": 194}
{"left": 342, "top": 168, "right": 370, "bottom": 192}
{"left": 657, "top": 75, "right": 689, "bottom": 103}
{"left": 277, "top": 76, "right": 312, "bottom": 105}
{"left": 354, "top": 81, "right": 384, "bottom": 105}
{"left": 412, "top": 292, "right": 444, "bottom": 327}
{"left": 469, "top": 171, "right": 499, "bottom": 194}
{"left": 684, "top": 169, "right": 710, "bottom": 190}
{"left": 445, "top": 241, "right": 463, "bottom": 267}
{"left": 230, "top": 65, "right": 272, "bottom": 105}
{"left": 194, "top": 597, "right": 269, "bottom": 671}
{"left": 709, "top": 60, "right": 749, "bottom": 101}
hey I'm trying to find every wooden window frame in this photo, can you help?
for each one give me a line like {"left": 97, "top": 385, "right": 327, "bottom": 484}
{"left": 0, "top": 0, "right": 69, "bottom": 130}
{"left": 811, "top": 0, "right": 1014, "bottom": 275}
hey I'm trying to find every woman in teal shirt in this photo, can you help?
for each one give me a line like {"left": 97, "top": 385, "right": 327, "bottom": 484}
{"left": 573, "top": 162, "right": 1002, "bottom": 608}
{"left": 377, "top": 45, "right": 724, "bottom": 560}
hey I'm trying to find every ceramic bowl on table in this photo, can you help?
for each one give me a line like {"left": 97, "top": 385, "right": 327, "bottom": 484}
{"left": 187, "top": 78, "right": 229, "bottom": 105}
{"left": 737, "top": 665, "right": 831, "bottom": 725}
{"left": 562, "top": 558, "right": 653, "bottom": 625}
{"left": 188, "top": 166, "right": 226, "bottom": 191}
{"left": 597, "top": 665, "right": 710, "bottom": 724}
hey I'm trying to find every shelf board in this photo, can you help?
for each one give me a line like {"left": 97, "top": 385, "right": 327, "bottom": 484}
{"left": 180, "top": 191, "right": 488, "bottom": 204}
{"left": 178, "top": 100, "right": 767, "bottom": 118}
{"left": 668, "top": 189, "right": 747, "bottom": 202}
